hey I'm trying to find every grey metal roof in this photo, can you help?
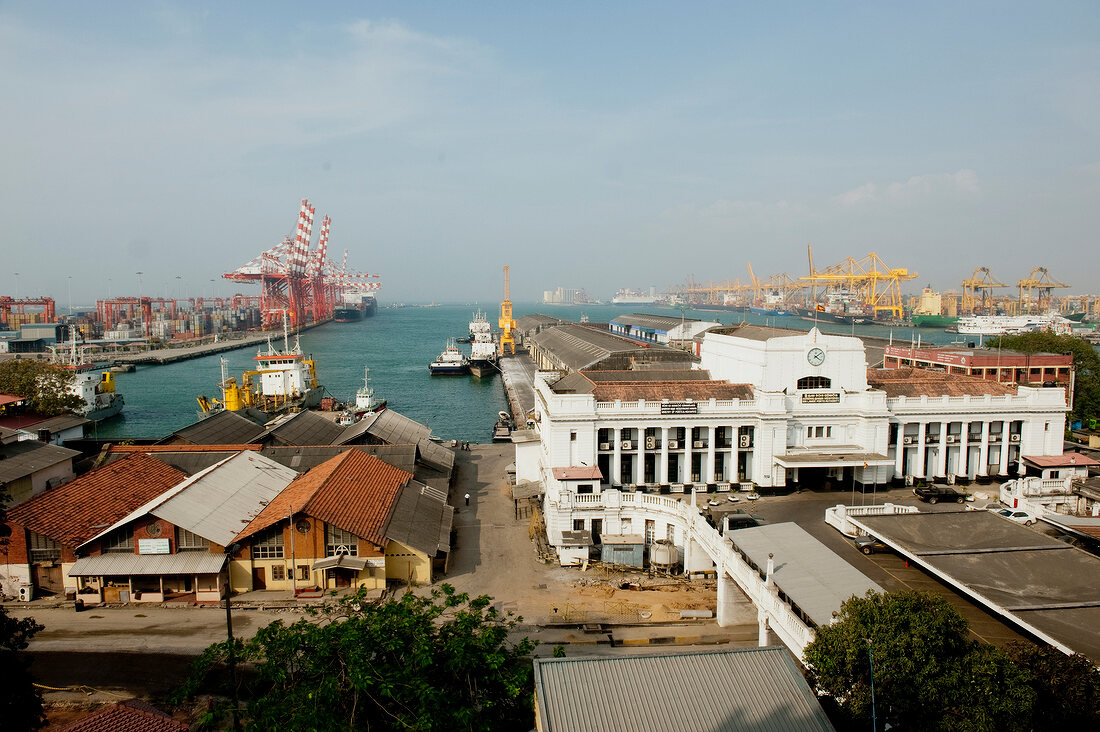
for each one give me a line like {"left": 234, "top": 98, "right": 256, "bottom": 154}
{"left": 529, "top": 324, "right": 697, "bottom": 372}
{"left": 258, "top": 410, "right": 346, "bottom": 446}
{"left": 608, "top": 313, "right": 699, "bottom": 330}
{"left": 727, "top": 522, "right": 882, "bottom": 627}
{"left": 416, "top": 439, "right": 455, "bottom": 474}
{"left": 69, "top": 551, "right": 226, "bottom": 576}
{"left": 25, "top": 414, "right": 90, "bottom": 435}
{"left": 0, "top": 441, "right": 79, "bottom": 483}
{"left": 161, "top": 410, "right": 265, "bottom": 445}
{"left": 147, "top": 452, "right": 239, "bottom": 475}
{"left": 367, "top": 409, "right": 432, "bottom": 445}
{"left": 533, "top": 647, "right": 835, "bottom": 732}
{"left": 333, "top": 412, "right": 380, "bottom": 445}
{"left": 263, "top": 444, "right": 418, "bottom": 473}
{"left": 384, "top": 481, "right": 453, "bottom": 556}
{"left": 854, "top": 511, "right": 1100, "bottom": 662}
{"left": 516, "top": 313, "right": 567, "bottom": 332}
{"left": 150, "top": 452, "right": 299, "bottom": 547}
{"left": 0, "top": 425, "right": 19, "bottom": 444}
{"left": 708, "top": 323, "right": 808, "bottom": 342}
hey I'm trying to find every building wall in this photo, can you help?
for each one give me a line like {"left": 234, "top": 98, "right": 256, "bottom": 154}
{"left": 6, "top": 459, "right": 74, "bottom": 506}
{"left": 385, "top": 540, "right": 432, "bottom": 584}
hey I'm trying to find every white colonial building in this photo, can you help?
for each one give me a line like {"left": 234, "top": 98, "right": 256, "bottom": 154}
{"left": 522, "top": 325, "right": 1068, "bottom": 558}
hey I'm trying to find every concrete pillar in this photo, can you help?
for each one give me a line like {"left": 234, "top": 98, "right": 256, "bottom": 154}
{"left": 998, "top": 423, "right": 1010, "bottom": 476}
{"left": 958, "top": 421, "right": 970, "bottom": 478}
{"left": 706, "top": 426, "right": 717, "bottom": 483}
{"left": 660, "top": 426, "right": 670, "bottom": 483}
{"left": 717, "top": 565, "right": 740, "bottom": 628}
{"left": 758, "top": 609, "right": 776, "bottom": 647}
{"left": 936, "top": 423, "right": 948, "bottom": 477}
{"left": 916, "top": 422, "right": 927, "bottom": 478}
{"left": 637, "top": 425, "right": 646, "bottom": 485}
{"left": 979, "top": 422, "right": 990, "bottom": 477}
{"left": 894, "top": 421, "right": 905, "bottom": 479}
{"left": 613, "top": 427, "right": 622, "bottom": 486}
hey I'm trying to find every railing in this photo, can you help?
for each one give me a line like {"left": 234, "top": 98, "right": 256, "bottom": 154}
{"left": 824, "top": 503, "right": 919, "bottom": 537}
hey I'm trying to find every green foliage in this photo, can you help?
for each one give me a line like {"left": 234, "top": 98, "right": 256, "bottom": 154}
{"left": 1006, "top": 642, "right": 1100, "bottom": 731}
{"left": 804, "top": 590, "right": 1035, "bottom": 731}
{"left": 987, "top": 332, "right": 1100, "bottom": 421}
{"left": 0, "top": 606, "right": 46, "bottom": 730}
{"left": 0, "top": 360, "right": 85, "bottom": 417}
{"left": 179, "top": 585, "right": 536, "bottom": 731}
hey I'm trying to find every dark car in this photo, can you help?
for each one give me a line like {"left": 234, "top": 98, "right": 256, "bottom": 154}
{"left": 913, "top": 484, "right": 968, "bottom": 504}
{"left": 854, "top": 535, "right": 890, "bottom": 555}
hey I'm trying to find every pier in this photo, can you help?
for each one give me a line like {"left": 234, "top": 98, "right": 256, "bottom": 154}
{"left": 111, "top": 320, "right": 331, "bottom": 366}
{"left": 499, "top": 348, "right": 537, "bottom": 423}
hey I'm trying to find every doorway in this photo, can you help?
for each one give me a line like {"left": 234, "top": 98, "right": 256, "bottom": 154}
{"left": 251, "top": 567, "right": 266, "bottom": 590}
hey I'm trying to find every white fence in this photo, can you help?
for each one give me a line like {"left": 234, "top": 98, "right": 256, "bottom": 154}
{"left": 824, "top": 503, "right": 920, "bottom": 537}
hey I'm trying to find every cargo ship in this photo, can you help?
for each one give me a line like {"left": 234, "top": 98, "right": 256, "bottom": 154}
{"left": 52, "top": 327, "right": 125, "bottom": 423}
{"left": 910, "top": 314, "right": 959, "bottom": 328}
{"left": 467, "top": 309, "right": 498, "bottom": 378}
{"left": 333, "top": 292, "right": 378, "bottom": 322}
{"left": 428, "top": 339, "right": 469, "bottom": 375}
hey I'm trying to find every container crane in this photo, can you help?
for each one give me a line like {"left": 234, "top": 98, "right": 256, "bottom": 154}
{"left": 499, "top": 265, "right": 517, "bottom": 356}
{"left": 1017, "top": 267, "right": 1069, "bottom": 314}
{"left": 960, "top": 267, "right": 1006, "bottom": 315}
{"left": 799, "top": 251, "right": 916, "bottom": 318}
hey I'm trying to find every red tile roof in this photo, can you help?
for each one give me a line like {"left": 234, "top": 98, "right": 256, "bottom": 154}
{"left": 5, "top": 453, "right": 187, "bottom": 547}
{"left": 61, "top": 699, "right": 189, "bottom": 731}
{"left": 592, "top": 382, "right": 753, "bottom": 402}
{"left": 1023, "top": 453, "right": 1100, "bottom": 468}
{"left": 236, "top": 449, "right": 412, "bottom": 546}
{"left": 868, "top": 368, "right": 1017, "bottom": 397}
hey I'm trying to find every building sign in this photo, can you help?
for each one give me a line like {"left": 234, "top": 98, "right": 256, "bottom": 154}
{"left": 660, "top": 401, "right": 698, "bottom": 415}
{"left": 365, "top": 557, "right": 386, "bottom": 568}
{"left": 138, "top": 538, "right": 170, "bottom": 555}
{"left": 801, "top": 392, "right": 840, "bottom": 404}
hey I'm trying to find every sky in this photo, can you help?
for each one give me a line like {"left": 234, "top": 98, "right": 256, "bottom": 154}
{"left": 2, "top": 1, "right": 1098, "bottom": 305}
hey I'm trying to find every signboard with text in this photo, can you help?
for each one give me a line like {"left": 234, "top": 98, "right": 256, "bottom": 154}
{"left": 801, "top": 392, "right": 840, "bottom": 404}
{"left": 138, "top": 538, "right": 170, "bottom": 555}
{"left": 660, "top": 402, "right": 699, "bottom": 415}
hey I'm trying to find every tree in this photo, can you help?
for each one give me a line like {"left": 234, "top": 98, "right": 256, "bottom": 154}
{"left": 179, "top": 585, "right": 536, "bottom": 731}
{"left": 804, "top": 590, "right": 1034, "bottom": 731}
{"left": 0, "top": 483, "right": 46, "bottom": 730}
{"left": 1005, "top": 642, "right": 1100, "bottom": 731}
{"left": 0, "top": 360, "right": 85, "bottom": 417}
{"left": 986, "top": 332, "right": 1100, "bottom": 422}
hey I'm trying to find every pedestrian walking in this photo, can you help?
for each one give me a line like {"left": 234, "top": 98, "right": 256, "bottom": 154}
{"left": 464, "top": 492, "right": 470, "bottom": 506}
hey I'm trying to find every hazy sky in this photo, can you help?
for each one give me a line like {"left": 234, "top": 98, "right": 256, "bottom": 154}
{"left": 3, "top": 2, "right": 1098, "bottom": 304}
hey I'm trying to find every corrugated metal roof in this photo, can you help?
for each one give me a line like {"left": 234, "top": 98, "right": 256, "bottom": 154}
{"left": 530, "top": 324, "right": 696, "bottom": 372}
{"left": 69, "top": 551, "right": 226, "bottom": 576}
{"left": 367, "top": 409, "right": 432, "bottom": 445}
{"left": 0, "top": 441, "right": 79, "bottom": 483}
{"left": 258, "top": 410, "right": 346, "bottom": 446}
{"left": 161, "top": 410, "right": 265, "bottom": 446}
{"left": 728, "top": 523, "right": 882, "bottom": 627}
{"left": 152, "top": 451, "right": 298, "bottom": 547}
{"left": 383, "top": 481, "right": 453, "bottom": 556}
{"left": 533, "top": 648, "right": 835, "bottom": 732}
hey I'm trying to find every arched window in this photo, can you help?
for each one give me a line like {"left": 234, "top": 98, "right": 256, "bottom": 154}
{"left": 797, "top": 375, "right": 832, "bottom": 390}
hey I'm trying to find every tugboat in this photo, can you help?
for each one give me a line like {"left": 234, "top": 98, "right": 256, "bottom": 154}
{"left": 467, "top": 309, "right": 499, "bottom": 378}
{"left": 354, "top": 367, "right": 386, "bottom": 413}
{"left": 492, "top": 411, "right": 514, "bottom": 442}
{"left": 428, "top": 339, "right": 469, "bottom": 375}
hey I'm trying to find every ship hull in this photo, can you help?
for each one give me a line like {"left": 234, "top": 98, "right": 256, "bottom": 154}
{"left": 910, "top": 314, "right": 959, "bottom": 328}
{"left": 85, "top": 394, "right": 125, "bottom": 422}
{"left": 333, "top": 307, "right": 363, "bottom": 322}
{"left": 468, "top": 359, "right": 498, "bottom": 378}
{"left": 429, "top": 363, "right": 469, "bottom": 375}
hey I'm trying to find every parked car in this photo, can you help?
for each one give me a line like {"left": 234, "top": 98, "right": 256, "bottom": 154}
{"left": 854, "top": 535, "right": 890, "bottom": 555}
{"left": 966, "top": 500, "right": 1004, "bottom": 512}
{"left": 913, "top": 484, "right": 969, "bottom": 504}
{"left": 994, "top": 508, "right": 1039, "bottom": 526}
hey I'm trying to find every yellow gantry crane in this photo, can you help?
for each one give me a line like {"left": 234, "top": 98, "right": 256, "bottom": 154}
{"left": 799, "top": 251, "right": 917, "bottom": 319}
{"left": 960, "top": 267, "right": 1006, "bottom": 314}
{"left": 1017, "top": 267, "right": 1069, "bottom": 313}
{"left": 498, "top": 265, "right": 517, "bottom": 356}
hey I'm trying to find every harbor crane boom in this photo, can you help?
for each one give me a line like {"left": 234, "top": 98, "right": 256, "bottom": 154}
{"left": 499, "top": 265, "right": 517, "bottom": 356}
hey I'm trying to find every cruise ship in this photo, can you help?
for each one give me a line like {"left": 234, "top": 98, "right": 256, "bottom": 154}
{"left": 951, "top": 313, "right": 1073, "bottom": 336}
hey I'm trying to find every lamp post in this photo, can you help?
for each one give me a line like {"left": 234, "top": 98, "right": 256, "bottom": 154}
{"left": 224, "top": 543, "right": 242, "bottom": 731}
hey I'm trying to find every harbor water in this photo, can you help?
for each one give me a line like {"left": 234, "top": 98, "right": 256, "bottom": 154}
{"left": 91, "top": 303, "right": 967, "bottom": 442}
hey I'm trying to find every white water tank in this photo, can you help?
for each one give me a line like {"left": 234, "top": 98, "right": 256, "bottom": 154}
{"left": 649, "top": 539, "right": 679, "bottom": 570}
{"left": 18, "top": 585, "right": 33, "bottom": 602}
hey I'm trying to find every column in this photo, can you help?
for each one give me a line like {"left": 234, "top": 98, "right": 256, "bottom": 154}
{"left": 998, "top": 425, "right": 1010, "bottom": 476}
{"left": 717, "top": 564, "right": 740, "bottom": 628}
{"left": 958, "top": 421, "right": 970, "bottom": 478}
{"left": 916, "top": 421, "right": 927, "bottom": 478}
{"left": 612, "top": 428, "right": 622, "bottom": 487}
{"left": 660, "top": 427, "right": 670, "bottom": 483}
{"left": 706, "top": 426, "right": 717, "bottom": 483}
{"left": 730, "top": 424, "right": 739, "bottom": 485}
{"left": 936, "top": 423, "right": 948, "bottom": 478}
{"left": 978, "top": 422, "right": 990, "bottom": 477}
{"left": 894, "top": 421, "right": 905, "bottom": 479}
{"left": 636, "top": 424, "right": 645, "bottom": 486}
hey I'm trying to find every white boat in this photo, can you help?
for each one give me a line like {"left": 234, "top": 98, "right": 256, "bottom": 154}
{"left": 354, "top": 367, "right": 386, "bottom": 413}
{"left": 467, "top": 309, "right": 498, "bottom": 378}
{"left": 51, "top": 327, "right": 125, "bottom": 423}
{"left": 952, "top": 313, "right": 1073, "bottom": 336}
{"left": 429, "top": 339, "right": 469, "bottom": 375}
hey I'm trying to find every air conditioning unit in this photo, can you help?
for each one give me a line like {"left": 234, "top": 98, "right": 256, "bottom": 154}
{"left": 598, "top": 442, "right": 610, "bottom": 451}
{"left": 739, "top": 435, "right": 751, "bottom": 448}
{"left": 667, "top": 440, "right": 679, "bottom": 449}
{"left": 946, "top": 435, "right": 957, "bottom": 443}
{"left": 1010, "top": 434, "right": 1021, "bottom": 443}
{"left": 645, "top": 436, "right": 656, "bottom": 450}
{"left": 902, "top": 436, "right": 914, "bottom": 445}
{"left": 621, "top": 440, "right": 633, "bottom": 450}
{"left": 17, "top": 585, "right": 32, "bottom": 602}
{"left": 692, "top": 441, "right": 705, "bottom": 448}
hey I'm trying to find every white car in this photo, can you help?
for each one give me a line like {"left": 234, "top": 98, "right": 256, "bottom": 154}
{"left": 993, "top": 508, "right": 1039, "bottom": 526}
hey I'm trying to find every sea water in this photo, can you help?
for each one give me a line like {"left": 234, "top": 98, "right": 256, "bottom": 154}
{"left": 90, "top": 303, "right": 963, "bottom": 442}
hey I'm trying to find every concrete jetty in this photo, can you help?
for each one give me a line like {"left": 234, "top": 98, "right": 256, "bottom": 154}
{"left": 111, "top": 320, "right": 331, "bottom": 366}
{"left": 499, "top": 348, "right": 537, "bottom": 423}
